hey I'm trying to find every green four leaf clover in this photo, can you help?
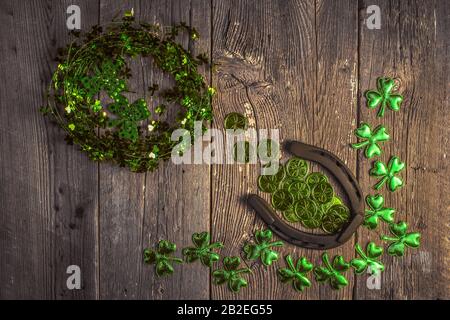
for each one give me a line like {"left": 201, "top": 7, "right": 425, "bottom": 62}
{"left": 182, "top": 232, "right": 223, "bottom": 267}
{"left": 380, "top": 221, "right": 421, "bottom": 257}
{"left": 364, "top": 194, "right": 395, "bottom": 229}
{"left": 351, "top": 242, "right": 385, "bottom": 275}
{"left": 143, "top": 240, "right": 183, "bottom": 277}
{"left": 365, "top": 77, "right": 403, "bottom": 117}
{"left": 212, "top": 256, "right": 251, "bottom": 293}
{"left": 313, "top": 253, "right": 350, "bottom": 290}
{"left": 277, "top": 255, "right": 313, "bottom": 292}
{"left": 243, "top": 229, "right": 283, "bottom": 266}
{"left": 351, "top": 123, "right": 390, "bottom": 158}
{"left": 370, "top": 156, "right": 405, "bottom": 192}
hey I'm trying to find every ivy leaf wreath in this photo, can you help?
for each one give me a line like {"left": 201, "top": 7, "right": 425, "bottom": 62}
{"left": 42, "top": 15, "right": 214, "bottom": 172}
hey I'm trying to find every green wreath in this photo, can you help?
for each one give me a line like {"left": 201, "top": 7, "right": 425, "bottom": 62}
{"left": 42, "top": 14, "right": 214, "bottom": 172}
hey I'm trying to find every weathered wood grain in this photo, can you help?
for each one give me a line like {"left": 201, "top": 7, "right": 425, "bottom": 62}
{"left": 97, "top": 0, "right": 148, "bottom": 300}
{"left": 211, "top": 0, "right": 358, "bottom": 299}
{"left": 355, "top": 0, "right": 449, "bottom": 299}
{"left": 0, "top": 0, "right": 100, "bottom": 299}
{"left": 97, "top": 0, "right": 211, "bottom": 299}
{"left": 0, "top": 0, "right": 448, "bottom": 300}
{"left": 139, "top": 0, "right": 212, "bottom": 300}
{"left": 314, "top": 0, "right": 358, "bottom": 300}
{"left": 49, "top": 0, "right": 100, "bottom": 300}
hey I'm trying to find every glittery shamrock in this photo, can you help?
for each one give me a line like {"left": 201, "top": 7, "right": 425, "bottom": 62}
{"left": 108, "top": 98, "right": 150, "bottom": 141}
{"left": 364, "top": 194, "right": 395, "bottom": 229}
{"left": 351, "top": 242, "right": 385, "bottom": 275}
{"left": 277, "top": 255, "right": 313, "bottom": 292}
{"left": 365, "top": 77, "right": 403, "bottom": 117}
{"left": 143, "top": 240, "right": 183, "bottom": 277}
{"left": 380, "top": 221, "right": 421, "bottom": 257}
{"left": 314, "top": 253, "right": 350, "bottom": 290}
{"left": 370, "top": 156, "right": 405, "bottom": 191}
{"left": 182, "top": 232, "right": 224, "bottom": 267}
{"left": 351, "top": 123, "right": 390, "bottom": 158}
{"left": 243, "top": 229, "right": 283, "bottom": 266}
{"left": 212, "top": 256, "right": 251, "bottom": 293}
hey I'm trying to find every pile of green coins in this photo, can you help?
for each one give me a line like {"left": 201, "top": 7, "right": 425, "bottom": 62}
{"left": 257, "top": 157, "right": 350, "bottom": 234}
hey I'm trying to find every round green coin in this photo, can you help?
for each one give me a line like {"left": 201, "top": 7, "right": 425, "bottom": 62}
{"left": 285, "top": 157, "right": 309, "bottom": 178}
{"left": 224, "top": 112, "right": 248, "bottom": 130}
{"left": 306, "top": 172, "right": 328, "bottom": 187}
{"left": 260, "top": 166, "right": 285, "bottom": 192}
{"left": 321, "top": 215, "right": 345, "bottom": 234}
{"left": 257, "top": 174, "right": 280, "bottom": 193}
{"left": 311, "top": 182, "right": 334, "bottom": 204}
{"left": 294, "top": 198, "right": 318, "bottom": 221}
{"left": 321, "top": 204, "right": 350, "bottom": 234}
{"left": 272, "top": 189, "right": 294, "bottom": 211}
{"left": 287, "top": 180, "right": 310, "bottom": 199}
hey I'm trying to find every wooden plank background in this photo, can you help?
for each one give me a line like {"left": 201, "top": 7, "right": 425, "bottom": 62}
{"left": 0, "top": 0, "right": 448, "bottom": 300}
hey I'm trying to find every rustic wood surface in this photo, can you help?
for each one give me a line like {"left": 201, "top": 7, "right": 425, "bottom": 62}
{"left": 0, "top": 0, "right": 448, "bottom": 300}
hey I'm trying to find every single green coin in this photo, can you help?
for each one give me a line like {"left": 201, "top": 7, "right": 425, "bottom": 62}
{"left": 285, "top": 157, "right": 309, "bottom": 178}
{"left": 321, "top": 215, "right": 345, "bottom": 234}
{"left": 272, "top": 189, "right": 294, "bottom": 211}
{"left": 306, "top": 172, "right": 328, "bottom": 187}
{"left": 311, "top": 182, "right": 334, "bottom": 204}
{"left": 224, "top": 112, "right": 248, "bottom": 130}
{"left": 287, "top": 180, "right": 310, "bottom": 199}
{"left": 294, "top": 198, "right": 317, "bottom": 221}
{"left": 257, "top": 175, "right": 280, "bottom": 193}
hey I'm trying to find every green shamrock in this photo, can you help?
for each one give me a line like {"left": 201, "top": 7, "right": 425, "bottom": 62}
{"left": 365, "top": 77, "right": 403, "bottom": 117}
{"left": 364, "top": 194, "right": 395, "bottom": 229}
{"left": 313, "top": 253, "right": 350, "bottom": 290}
{"left": 212, "top": 256, "right": 251, "bottom": 293}
{"left": 143, "top": 240, "right": 183, "bottom": 277}
{"left": 182, "top": 232, "right": 224, "bottom": 267}
{"left": 380, "top": 221, "right": 421, "bottom": 257}
{"left": 277, "top": 255, "right": 313, "bottom": 292}
{"left": 243, "top": 229, "right": 283, "bottom": 266}
{"left": 370, "top": 156, "right": 405, "bottom": 191}
{"left": 108, "top": 98, "right": 151, "bottom": 141}
{"left": 351, "top": 123, "right": 390, "bottom": 159}
{"left": 351, "top": 242, "right": 385, "bottom": 275}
